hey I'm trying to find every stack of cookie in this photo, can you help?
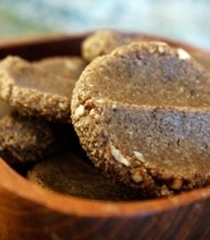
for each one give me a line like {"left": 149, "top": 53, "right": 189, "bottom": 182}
{"left": 0, "top": 30, "right": 209, "bottom": 200}
{"left": 0, "top": 56, "right": 86, "bottom": 167}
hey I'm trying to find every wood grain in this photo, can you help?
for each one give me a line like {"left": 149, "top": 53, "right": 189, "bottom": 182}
{"left": 0, "top": 33, "right": 209, "bottom": 240}
{"left": 0, "top": 157, "right": 210, "bottom": 240}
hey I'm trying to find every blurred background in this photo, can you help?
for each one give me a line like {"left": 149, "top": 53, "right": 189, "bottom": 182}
{"left": 0, "top": 0, "right": 209, "bottom": 50}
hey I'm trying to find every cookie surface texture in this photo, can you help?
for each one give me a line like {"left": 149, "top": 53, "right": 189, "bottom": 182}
{"left": 82, "top": 30, "right": 149, "bottom": 62}
{"left": 0, "top": 56, "right": 86, "bottom": 122}
{"left": 27, "top": 151, "right": 142, "bottom": 201}
{"left": 82, "top": 30, "right": 210, "bottom": 73}
{"left": 0, "top": 111, "right": 57, "bottom": 166}
{"left": 71, "top": 41, "right": 210, "bottom": 198}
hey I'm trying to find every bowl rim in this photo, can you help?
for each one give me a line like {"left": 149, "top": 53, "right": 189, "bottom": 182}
{"left": 1, "top": 155, "right": 210, "bottom": 218}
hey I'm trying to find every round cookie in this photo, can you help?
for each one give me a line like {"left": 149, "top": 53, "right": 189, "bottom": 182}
{"left": 0, "top": 56, "right": 86, "bottom": 122}
{"left": 27, "top": 151, "right": 143, "bottom": 201}
{"left": 82, "top": 30, "right": 127, "bottom": 62}
{"left": 32, "top": 56, "right": 86, "bottom": 78}
{"left": 0, "top": 110, "right": 57, "bottom": 167}
{"left": 0, "top": 98, "right": 79, "bottom": 168}
{"left": 71, "top": 41, "right": 210, "bottom": 198}
{"left": 82, "top": 30, "right": 147, "bottom": 62}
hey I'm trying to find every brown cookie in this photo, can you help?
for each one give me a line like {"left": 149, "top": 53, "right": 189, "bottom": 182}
{"left": 27, "top": 151, "right": 143, "bottom": 201}
{"left": 82, "top": 30, "right": 145, "bottom": 62}
{"left": 71, "top": 41, "right": 210, "bottom": 198}
{"left": 32, "top": 56, "right": 86, "bottom": 79}
{"left": 0, "top": 96, "right": 80, "bottom": 168}
{"left": 0, "top": 56, "right": 86, "bottom": 122}
{"left": 0, "top": 110, "right": 57, "bottom": 167}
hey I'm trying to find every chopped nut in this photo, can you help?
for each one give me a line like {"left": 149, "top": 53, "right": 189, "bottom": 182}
{"left": 128, "top": 130, "right": 133, "bottom": 137}
{"left": 133, "top": 151, "right": 145, "bottom": 162}
{"left": 131, "top": 170, "right": 143, "bottom": 183}
{"left": 112, "top": 104, "right": 117, "bottom": 110}
{"left": 74, "top": 104, "right": 85, "bottom": 120}
{"left": 158, "top": 45, "right": 165, "bottom": 54}
{"left": 89, "top": 109, "right": 100, "bottom": 120}
{"left": 160, "top": 184, "right": 171, "bottom": 196}
{"left": 178, "top": 86, "right": 184, "bottom": 93}
{"left": 110, "top": 145, "right": 130, "bottom": 167}
{"left": 148, "top": 46, "right": 156, "bottom": 54}
{"left": 59, "top": 101, "right": 68, "bottom": 110}
{"left": 177, "top": 48, "right": 191, "bottom": 60}
{"left": 96, "top": 99, "right": 105, "bottom": 104}
{"left": 170, "top": 179, "right": 183, "bottom": 190}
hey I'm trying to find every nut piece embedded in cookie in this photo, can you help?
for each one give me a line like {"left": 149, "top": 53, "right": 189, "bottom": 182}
{"left": 71, "top": 41, "right": 210, "bottom": 198}
{"left": 0, "top": 56, "right": 86, "bottom": 122}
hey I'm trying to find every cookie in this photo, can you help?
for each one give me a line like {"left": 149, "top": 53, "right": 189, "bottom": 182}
{"left": 71, "top": 41, "right": 210, "bottom": 198}
{"left": 32, "top": 56, "right": 86, "bottom": 79}
{"left": 0, "top": 110, "right": 57, "bottom": 167}
{"left": 82, "top": 30, "right": 153, "bottom": 62}
{"left": 0, "top": 56, "right": 86, "bottom": 122}
{"left": 27, "top": 151, "right": 143, "bottom": 201}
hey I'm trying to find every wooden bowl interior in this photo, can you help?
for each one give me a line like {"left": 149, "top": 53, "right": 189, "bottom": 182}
{"left": 0, "top": 32, "right": 209, "bottom": 240}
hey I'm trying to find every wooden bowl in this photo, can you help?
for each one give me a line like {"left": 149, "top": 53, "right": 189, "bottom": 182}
{"left": 0, "top": 33, "right": 210, "bottom": 240}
